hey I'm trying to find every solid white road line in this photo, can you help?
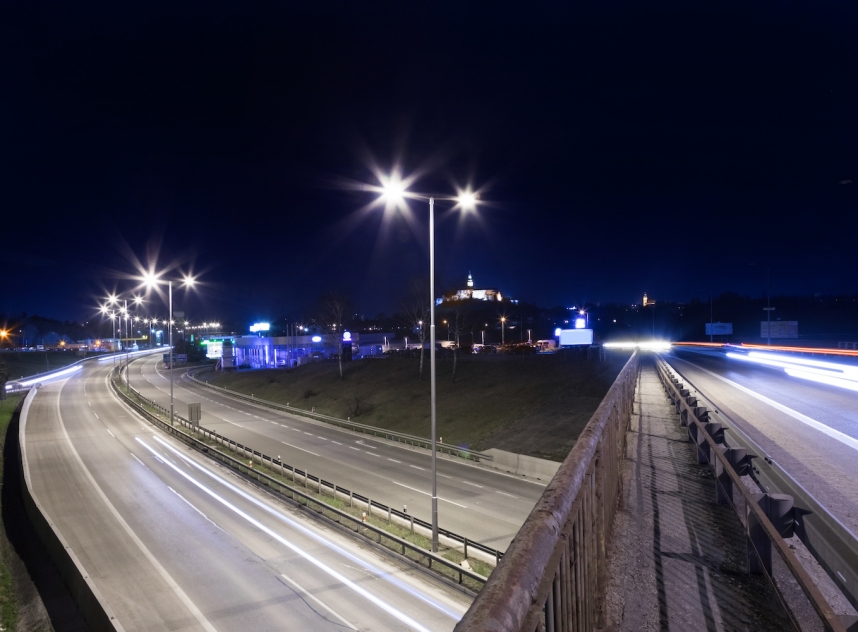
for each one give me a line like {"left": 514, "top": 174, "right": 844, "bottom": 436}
{"left": 280, "top": 573, "right": 359, "bottom": 631}
{"left": 55, "top": 382, "right": 217, "bottom": 631}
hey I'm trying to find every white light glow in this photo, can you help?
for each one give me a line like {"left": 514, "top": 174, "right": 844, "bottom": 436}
{"left": 604, "top": 341, "right": 672, "bottom": 351}
{"left": 727, "top": 350, "right": 858, "bottom": 393}
{"left": 574, "top": 318, "right": 586, "bottom": 329}
{"left": 311, "top": 335, "right": 322, "bottom": 343}
{"left": 249, "top": 322, "right": 271, "bottom": 333}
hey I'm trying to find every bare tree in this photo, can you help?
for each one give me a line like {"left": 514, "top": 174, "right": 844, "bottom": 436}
{"left": 444, "top": 305, "right": 472, "bottom": 383}
{"left": 400, "top": 278, "right": 430, "bottom": 380}
{"left": 317, "top": 291, "right": 352, "bottom": 380}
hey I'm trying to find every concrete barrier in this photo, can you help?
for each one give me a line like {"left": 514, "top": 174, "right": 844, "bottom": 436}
{"left": 482, "top": 448, "right": 561, "bottom": 481}
{"left": 18, "top": 389, "right": 124, "bottom": 631}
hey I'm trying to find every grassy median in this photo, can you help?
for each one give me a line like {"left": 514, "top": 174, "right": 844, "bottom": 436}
{"left": 202, "top": 350, "right": 631, "bottom": 461}
{"left": 0, "top": 395, "right": 22, "bottom": 630}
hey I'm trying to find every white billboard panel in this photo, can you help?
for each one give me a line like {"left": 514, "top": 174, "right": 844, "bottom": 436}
{"left": 559, "top": 329, "right": 594, "bottom": 346}
{"left": 705, "top": 322, "right": 733, "bottom": 335}
{"left": 761, "top": 321, "right": 798, "bottom": 339}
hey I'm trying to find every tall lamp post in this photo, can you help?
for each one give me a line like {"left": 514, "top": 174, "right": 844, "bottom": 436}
{"left": 376, "top": 177, "right": 477, "bottom": 552}
{"left": 142, "top": 272, "right": 195, "bottom": 425}
{"left": 500, "top": 316, "right": 506, "bottom": 346}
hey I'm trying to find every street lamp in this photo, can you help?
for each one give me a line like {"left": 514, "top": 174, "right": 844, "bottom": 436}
{"left": 500, "top": 316, "right": 506, "bottom": 346}
{"left": 142, "top": 271, "right": 196, "bottom": 425}
{"left": 376, "top": 176, "right": 478, "bottom": 552}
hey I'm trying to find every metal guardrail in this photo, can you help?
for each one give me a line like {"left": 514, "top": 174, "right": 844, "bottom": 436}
{"left": 656, "top": 358, "right": 848, "bottom": 632}
{"left": 110, "top": 371, "right": 502, "bottom": 580}
{"left": 184, "top": 366, "right": 493, "bottom": 462}
{"left": 455, "top": 350, "right": 640, "bottom": 632}
{"left": 662, "top": 355, "right": 858, "bottom": 618}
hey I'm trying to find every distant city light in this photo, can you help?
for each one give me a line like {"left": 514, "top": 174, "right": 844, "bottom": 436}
{"left": 343, "top": 331, "right": 352, "bottom": 341}
{"left": 554, "top": 328, "right": 562, "bottom": 337}
{"left": 311, "top": 335, "right": 322, "bottom": 343}
{"left": 574, "top": 318, "right": 586, "bottom": 329}
{"left": 250, "top": 322, "right": 271, "bottom": 333}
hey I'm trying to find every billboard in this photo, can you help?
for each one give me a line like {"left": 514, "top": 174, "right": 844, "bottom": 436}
{"left": 559, "top": 329, "right": 594, "bottom": 346}
{"left": 705, "top": 322, "right": 733, "bottom": 335}
{"left": 761, "top": 321, "right": 798, "bottom": 339}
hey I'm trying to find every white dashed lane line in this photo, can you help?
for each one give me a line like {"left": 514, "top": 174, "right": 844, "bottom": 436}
{"left": 388, "top": 458, "right": 401, "bottom": 464}
{"left": 409, "top": 465, "right": 426, "bottom": 471}
{"left": 496, "top": 491, "right": 520, "bottom": 499}
{"left": 365, "top": 452, "right": 381, "bottom": 457}
{"left": 463, "top": 481, "right": 484, "bottom": 489}
{"left": 390, "top": 481, "right": 468, "bottom": 508}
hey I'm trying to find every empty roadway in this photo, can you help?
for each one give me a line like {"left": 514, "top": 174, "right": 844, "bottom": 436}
{"left": 23, "top": 358, "right": 472, "bottom": 630}
{"left": 128, "top": 354, "right": 547, "bottom": 550}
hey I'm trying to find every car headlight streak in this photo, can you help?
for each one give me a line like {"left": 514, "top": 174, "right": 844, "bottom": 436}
{"left": 727, "top": 351, "right": 858, "bottom": 392}
{"left": 139, "top": 436, "right": 462, "bottom": 626}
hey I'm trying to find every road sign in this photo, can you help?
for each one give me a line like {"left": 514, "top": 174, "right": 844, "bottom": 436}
{"left": 761, "top": 321, "right": 798, "bottom": 339}
{"left": 705, "top": 322, "right": 733, "bottom": 335}
{"left": 188, "top": 402, "right": 201, "bottom": 425}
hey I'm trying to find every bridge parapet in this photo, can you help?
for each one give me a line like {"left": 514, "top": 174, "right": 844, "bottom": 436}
{"left": 455, "top": 350, "right": 640, "bottom": 631}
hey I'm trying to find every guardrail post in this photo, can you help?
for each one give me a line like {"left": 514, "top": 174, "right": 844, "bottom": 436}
{"left": 349, "top": 490, "right": 353, "bottom": 507}
{"left": 387, "top": 506, "right": 392, "bottom": 523}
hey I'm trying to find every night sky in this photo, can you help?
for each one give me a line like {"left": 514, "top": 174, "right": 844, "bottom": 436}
{"left": 3, "top": 1, "right": 857, "bottom": 326}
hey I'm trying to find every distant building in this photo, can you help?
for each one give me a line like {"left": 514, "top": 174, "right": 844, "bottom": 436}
{"left": 436, "top": 272, "right": 517, "bottom": 305}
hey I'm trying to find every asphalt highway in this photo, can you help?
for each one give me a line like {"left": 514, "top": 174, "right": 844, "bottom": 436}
{"left": 664, "top": 349, "right": 858, "bottom": 538}
{"left": 23, "top": 359, "right": 472, "bottom": 631}
{"left": 127, "top": 355, "right": 546, "bottom": 550}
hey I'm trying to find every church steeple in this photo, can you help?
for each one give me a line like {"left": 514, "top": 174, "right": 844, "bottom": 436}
{"left": 467, "top": 271, "right": 474, "bottom": 288}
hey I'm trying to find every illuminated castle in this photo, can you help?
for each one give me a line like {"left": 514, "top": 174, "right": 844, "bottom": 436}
{"left": 436, "top": 272, "right": 516, "bottom": 304}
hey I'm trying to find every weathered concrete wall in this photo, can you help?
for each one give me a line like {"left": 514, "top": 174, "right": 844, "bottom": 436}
{"left": 18, "top": 388, "right": 123, "bottom": 631}
{"left": 482, "top": 448, "right": 561, "bottom": 481}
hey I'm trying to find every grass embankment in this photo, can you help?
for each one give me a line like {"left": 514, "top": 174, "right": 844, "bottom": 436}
{"left": 0, "top": 395, "right": 22, "bottom": 630}
{"left": 204, "top": 350, "right": 632, "bottom": 461}
{"left": 0, "top": 351, "right": 85, "bottom": 380}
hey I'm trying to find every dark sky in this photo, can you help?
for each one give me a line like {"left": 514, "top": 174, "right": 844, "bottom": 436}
{"left": 3, "top": 1, "right": 857, "bottom": 326}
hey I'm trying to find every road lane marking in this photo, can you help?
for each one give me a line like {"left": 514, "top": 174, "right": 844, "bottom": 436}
{"left": 317, "top": 436, "right": 327, "bottom": 440}
{"left": 437, "top": 473, "right": 452, "bottom": 479}
{"left": 280, "top": 573, "right": 358, "bottom": 630}
{"left": 304, "top": 432, "right": 313, "bottom": 436}
{"left": 131, "top": 453, "right": 148, "bottom": 468}
{"left": 280, "top": 441, "right": 320, "bottom": 457}
{"left": 496, "top": 491, "right": 520, "bottom": 499}
{"left": 672, "top": 357, "right": 858, "bottom": 452}
{"left": 349, "top": 447, "right": 360, "bottom": 451}
{"left": 107, "top": 429, "right": 115, "bottom": 438}
{"left": 365, "top": 452, "right": 381, "bottom": 457}
{"left": 167, "top": 486, "right": 223, "bottom": 531}
{"left": 331, "top": 441, "right": 342, "bottom": 445}
{"left": 93, "top": 412, "right": 99, "bottom": 420}
{"left": 387, "top": 458, "right": 402, "bottom": 464}
{"left": 139, "top": 437, "right": 442, "bottom": 630}
{"left": 390, "top": 481, "right": 468, "bottom": 508}
{"left": 462, "top": 481, "right": 483, "bottom": 488}
{"left": 52, "top": 382, "right": 218, "bottom": 631}
{"left": 409, "top": 464, "right": 426, "bottom": 471}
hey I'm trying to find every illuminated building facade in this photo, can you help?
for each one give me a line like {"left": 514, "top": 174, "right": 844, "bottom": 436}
{"left": 436, "top": 272, "right": 517, "bottom": 305}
